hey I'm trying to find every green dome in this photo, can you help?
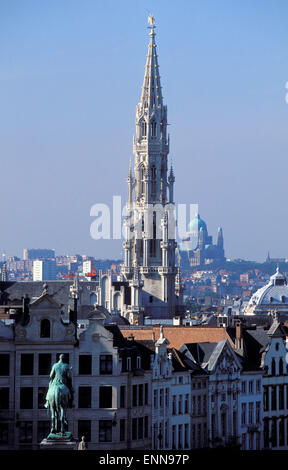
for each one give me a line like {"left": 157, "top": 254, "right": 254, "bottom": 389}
{"left": 188, "top": 214, "right": 207, "bottom": 233}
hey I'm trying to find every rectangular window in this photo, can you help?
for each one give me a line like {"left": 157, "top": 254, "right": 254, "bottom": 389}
{"left": 256, "top": 432, "right": 260, "bottom": 450}
{"left": 271, "top": 385, "right": 277, "bottom": 410}
{"left": 138, "top": 384, "right": 143, "bottom": 406}
{"left": 78, "top": 386, "right": 92, "bottom": 408}
{"left": 153, "top": 422, "right": 157, "bottom": 449}
{"left": 0, "top": 354, "right": 10, "bottom": 376}
{"left": 79, "top": 355, "right": 92, "bottom": 375}
{"left": 172, "top": 395, "right": 176, "bottom": 415}
{"left": 256, "top": 401, "right": 260, "bottom": 423}
{"left": 221, "top": 412, "right": 227, "bottom": 437}
{"left": 242, "top": 433, "right": 246, "bottom": 450}
{"left": 263, "top": 386, "right": 269, "bottom": 411}
{"left": 20, "top": 354, "right": 34, "bottom": 375}
{"left": 144, "top": 383, "right": 148, "bottom": 405}
{"left": 203, "top": 422, "right": 207, "bottom": 447}
{"left": 100, "top": 354, "right": 113, "bottom": 375}
{"left": 249, "top": 433, "right": 253, "bottom": 450}
{"left": 241, "top": 403, "right": 246, "bottom": 425}
{"left": 38, "top": 354, "right": 51, "bottom": 375}
{"left": 178, "top": 395, "right": 182, "bottom": 414}
{"left": 0, "top": 388, "right": 9, "bottom": 409}
{"left": 132, "top": 385, "right": 138, "bottom": 407}
{"left": 279, "top": 418, "right": 285, "bottom": 446}
{"left": 197, "top": 423, "right": 201, "bottom": 448}
{"left": 279, "top": 385, "right": 284, "bottom": 410}
{"left": 241, "top": 381, "right": 246, "bottom": 394}
{"left": 172, "top": 425, "right": 176, "bottom": 450}
{"left": 78, "top": 420, "right": 91, "bottom": 442}
{"left": 197, "top": 395, "right": 201, "bottom": 415}
{"left": 132, "top": 418, "right": 137, "bottom": 440}
{"left": 126, "top": 357, "right": 131, "bottom": 371}
{"left": 19, "top": 422, "right": 33, "bottom": 443}
{"left": 154, "top": 389, "right": 158, "bottom": 409}
{"left": 99, "top": 420, "right": 112, "bottom": 443}
{"left": 165, "top": 388, "right": 169, "bottom": 408}
{"left": 184, "top": 423, "right": 189, "bottom": 448}
{"left": 37, "top": 421, "right": 50, "bottom": 443}
{"left": 38, "top": 387, "right": 47, "bottom": 409}
{"left": 211, "top": 414, "right": 216, "bottom": 440}
{"left": 191, "top": 395, "right": 196, "bottom": 415}
{"left": 120, "top": 385, "right": 126, "bottom": 408}
{"left": 99, "top": 386, "right": 112, "bottom": 408}
{"left": 0, "top": 423, "right": 8, "bottom": 444}
{"left": 120, "top": 419, "right": 126, "bottom": 442}
{"left": 165, "top": 421, "right": 169, "bottom": 448}
{"left": 203, "top": 394, "right": 207, "bottom": 415}
{"left": 249, "top": 402, "right": 253, "bottom": 424}
{"left": 144, "top": 416, "right": 148, "bottom": 438}
{"left": 20, "top": 387, "right": 33, "bottom": 409}
{"left": 271, "top": 418, "right": 277, "bottom": 447}
{"left": 264, "top": 420, "right": 269, "bottom": 448}
{"left": 184, "top": 394, "right": 189, "bottom": 413}
{"left": 138, "top": 417, "right": 144, "bottom": 440}
{"left": 256, "top": 379, "right": 261, "bottom": 393}
{"left": 249, "top": 381, "right": 253, "bottom": 394}
{"left": 191, "top": 423, "right": 196, "bottom": 448}
{"left": 159, "top": 389, "right": 164, "bottom": 408}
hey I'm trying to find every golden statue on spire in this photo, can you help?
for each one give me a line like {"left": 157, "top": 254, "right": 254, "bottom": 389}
{"left": 148, "top": 14, "right": 155, "bottom": 27}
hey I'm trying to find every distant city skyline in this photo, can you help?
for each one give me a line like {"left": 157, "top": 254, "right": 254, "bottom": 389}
{"left": 1, "top": 0, "right": 288, "bottom": 261}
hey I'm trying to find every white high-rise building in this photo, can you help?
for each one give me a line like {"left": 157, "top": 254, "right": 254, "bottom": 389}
{"left": 33, "top": 259, "right": 57, "bottom": 281}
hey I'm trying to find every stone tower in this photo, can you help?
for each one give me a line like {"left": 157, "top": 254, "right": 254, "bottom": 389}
{"left": 121, "top": 16, "right": 180, "bottom": 321}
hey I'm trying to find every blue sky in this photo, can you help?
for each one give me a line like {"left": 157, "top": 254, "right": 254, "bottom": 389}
{"left": 1, "top": 0, "right": 288, "bottom": 261}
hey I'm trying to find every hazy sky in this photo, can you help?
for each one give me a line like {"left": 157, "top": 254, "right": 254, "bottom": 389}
{"left": 1, "top": 0, "right": 288, "bottom": 261}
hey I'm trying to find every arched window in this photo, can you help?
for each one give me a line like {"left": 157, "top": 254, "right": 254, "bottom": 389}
{"left": 151, "top": 120, "right": 157, "bottom": 137}
{"left": 40, "top": 319, "right": 51, "bottom": 338}
{"left": 151, "top": 165, "right": 156, "bottom": 196}
{"left": 138, "top": 165, "right": 145, "bottom": 197}
{"left": 141, "top": 120, "right": 147, "bottom": 137}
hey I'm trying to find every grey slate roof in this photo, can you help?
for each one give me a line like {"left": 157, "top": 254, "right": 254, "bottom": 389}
{"left": 181, "top": 342, "right": 219, "bottom": 366}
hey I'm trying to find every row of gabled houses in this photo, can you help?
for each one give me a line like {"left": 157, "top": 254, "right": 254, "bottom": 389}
{"left": 0, "top": 289, "right": 288, "bottom": 450}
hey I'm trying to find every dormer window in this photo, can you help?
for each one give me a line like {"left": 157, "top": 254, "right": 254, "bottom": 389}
{"left": 40, "top": 319, "right": 51, "bottom": 338}
{"left": 136, "top": 356, "right": 141, "bottom": 369}
{"left": 270, "top": 297, "right": 273, "bottom": 303}
{"left": 282, "top": 295, "right": 286, "bottom": 303}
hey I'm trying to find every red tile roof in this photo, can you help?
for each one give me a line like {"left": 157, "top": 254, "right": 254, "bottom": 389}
{"left": 120, "top": 326, "right": 233, "bottom": 350}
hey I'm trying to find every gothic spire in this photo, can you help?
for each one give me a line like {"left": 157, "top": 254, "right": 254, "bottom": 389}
{"left": 140, "top": 15, "right": 163, "bottom": 112}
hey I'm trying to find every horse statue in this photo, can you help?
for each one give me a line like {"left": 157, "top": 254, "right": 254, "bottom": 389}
{"left": 45, "top": 354, "right": 73, "bottom": 436}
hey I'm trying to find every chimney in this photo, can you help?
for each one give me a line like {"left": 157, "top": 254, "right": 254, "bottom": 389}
{"left": 235, "top": 319, "right": 243, "bottom": 350}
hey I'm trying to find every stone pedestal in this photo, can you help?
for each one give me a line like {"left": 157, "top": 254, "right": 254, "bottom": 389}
{"left": 40, "top": 432, "right": 76, "bottom": 450}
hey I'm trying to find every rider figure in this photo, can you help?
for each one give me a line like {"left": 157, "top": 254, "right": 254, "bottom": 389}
{"left": 45, "top": 354, "right": 74, "bottom": 410}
